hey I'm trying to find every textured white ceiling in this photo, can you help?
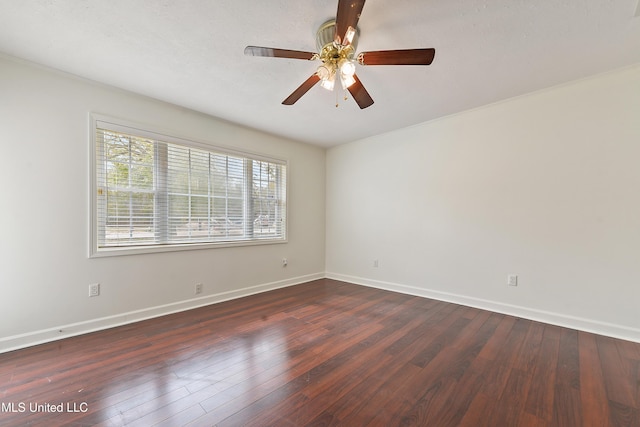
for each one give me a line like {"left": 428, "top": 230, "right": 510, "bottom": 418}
{"left": 1, "top": 0, "right": 639, "bottom": 147}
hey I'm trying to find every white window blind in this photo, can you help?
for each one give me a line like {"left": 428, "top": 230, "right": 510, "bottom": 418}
{"left": 91, "top": 117, "right": 287, "bottom": 255}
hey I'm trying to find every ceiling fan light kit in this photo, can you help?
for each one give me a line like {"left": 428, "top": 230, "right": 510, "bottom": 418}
{"left": 244, "top": 0, "right": 436, "bottom": 109}
{"left": 315, "top": 20, "right": 358, "bottom": 92}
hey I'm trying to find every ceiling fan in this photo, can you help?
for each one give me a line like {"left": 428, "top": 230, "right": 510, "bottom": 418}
{"left": 244, "top": 0, "right": 435, "bottom": 109}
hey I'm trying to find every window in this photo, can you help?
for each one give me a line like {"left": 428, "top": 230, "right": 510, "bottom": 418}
{"left": 90, "top": 116, "right": 287, "bottom": 256}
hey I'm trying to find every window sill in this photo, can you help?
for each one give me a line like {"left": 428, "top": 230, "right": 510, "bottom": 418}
{"left": 89, "top": 237, "right": 287, "bottom": 258}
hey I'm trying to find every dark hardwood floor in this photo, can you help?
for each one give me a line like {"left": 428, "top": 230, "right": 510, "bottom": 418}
{"left": 1, "top": 279, "right": 639, "bottom": 426}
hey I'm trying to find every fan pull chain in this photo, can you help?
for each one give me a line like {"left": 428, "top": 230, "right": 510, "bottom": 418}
{"left": 334, "top": 90, "right": 349, "bottom": 108}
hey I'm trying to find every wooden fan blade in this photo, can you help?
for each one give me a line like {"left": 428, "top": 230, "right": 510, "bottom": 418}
{"left": 335, "top": 0, "right": 366, "bottom": 45}
{"left": 244, "top": 46, "right": 316, "bottom": 60}
{"left": 282, "top": 74, "right": 321, "bottom": 105}
{"left": 358, "top": 48, "right": 436, "bottom": 66}
{"left": 347, "top": 74, "right": 374, "bottom": 109}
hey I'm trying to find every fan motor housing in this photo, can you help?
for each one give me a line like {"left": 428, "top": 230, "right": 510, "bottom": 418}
{"left": 315, "top": 19, "right": 359, "bottom": 53}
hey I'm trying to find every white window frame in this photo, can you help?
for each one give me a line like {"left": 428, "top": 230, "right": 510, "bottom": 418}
{"left": 89, "top": 114, "right": 288, "bottom": 257}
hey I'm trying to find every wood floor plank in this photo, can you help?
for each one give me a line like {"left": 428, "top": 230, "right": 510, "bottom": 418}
{"left": 524, "top": 324, "right": 561, "bottom": 422}
{"left": 578, "top": 331, "right": 613, "bottom": 426}
{"left": 557, "top": 328, "right": 581, "bottom": 390}
{"left": 512, "top": 320, "right": 545, "bottom": 374}
{"left": 0, "top": 279, "right": 638, "bottom": 427}
{"left": 608, "top": 400, "right": 639, "bottom": 427}
{"left": 552, "top": 328, "right": 584, "bottom": 425}
{"left": 486, "top": 367, "right": 533, "bottom": 426}
{"left": 597, "top": 334, "right": 638, "bottom": 408}
{"left": 457, "top": 392, "right": 494, "bottom": 427}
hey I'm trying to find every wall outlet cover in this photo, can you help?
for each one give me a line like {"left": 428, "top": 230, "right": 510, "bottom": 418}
{"left": 89, "top": 283, "right": 100, "bottom": 297}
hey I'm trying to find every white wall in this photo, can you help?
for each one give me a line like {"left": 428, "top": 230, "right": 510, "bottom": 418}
{"left": 327, "top": 65, "right": 640, "bottom": 342}
{"left": 0, "top": 55, "right": 326, "bottom": 351}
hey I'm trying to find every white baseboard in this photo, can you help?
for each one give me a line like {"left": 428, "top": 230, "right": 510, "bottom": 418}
{"left": 0, "top": 273, "right": 324, "bottom": 354}
{"left": 3, "top": 271, "right": 638, "bottom": 353}
{"left": 326, "top": 272, "right": 640, "bottom": 344}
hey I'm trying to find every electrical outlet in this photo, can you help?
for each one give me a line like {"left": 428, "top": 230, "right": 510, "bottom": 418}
{"left": 195, "top": 283, "right": 203, "bottom": 295}
{"left": 373, "top": 259, "right": 379, "bottom": 268}
{"left": 282, "top": 258, "right": 288, "bottom": 267}
{"left": 89, "top": 283, "right": 100, "bottom": 297}
{"left": 507, "top": 275, "right": 518, "bottom": 287}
